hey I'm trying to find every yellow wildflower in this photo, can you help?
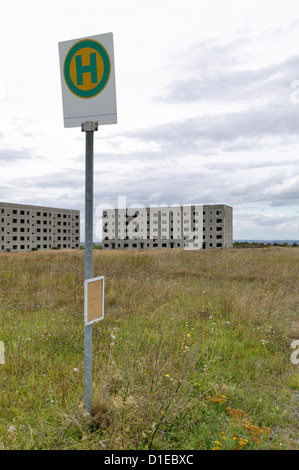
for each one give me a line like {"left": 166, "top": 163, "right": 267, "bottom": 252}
{"left": 238, "top": 439, "right": 248, "bottom": 447}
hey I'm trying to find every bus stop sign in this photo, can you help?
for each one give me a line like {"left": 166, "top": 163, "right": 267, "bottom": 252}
{"left": 59, "top": 32, "right": 117, "bottom": 128}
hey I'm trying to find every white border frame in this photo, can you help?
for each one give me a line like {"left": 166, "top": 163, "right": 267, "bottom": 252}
{"left": 84, "top": 276, "right": 105, "bottom": 325}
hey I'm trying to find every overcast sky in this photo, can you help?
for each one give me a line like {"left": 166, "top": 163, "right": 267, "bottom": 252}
{"left": 1, "top": 0, "right": 299, "bottom": 241}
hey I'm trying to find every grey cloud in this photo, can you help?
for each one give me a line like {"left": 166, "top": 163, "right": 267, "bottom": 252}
{"left": 145, "top": 40, "right": 299, "bottom": 155}
{"left": 128, "top": 100, "right": 299, "bottom": 157}
{"left": 157, "top": 35, "right": 299, "bottom": 105}
{"left": 250, "top": 214, "right": 295, "bottom": 226}
{"left": 0, "top": 148, "right": 37, "bottom": 165}
{"left": 235, "top": 212, "right": 299, "bottom": 232}
{"left": 25, "top": 171, "right": 84, "bottom": 190}
{"left": 171, "top": 37, "right": 248, "bottom": 71}
{"left": 90, "top": 152, "right": 299, "bottom": 209}
{"left": 0, "top": 168, "right": 86, "bottom": 214}
{"left": 230, "top": 170, "right": 299, "bottom": 207}
{"left": 117, "top": 37, "right": 299, "bottom": 166}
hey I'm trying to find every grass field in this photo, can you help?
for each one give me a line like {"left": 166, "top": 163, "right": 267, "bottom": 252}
{"left": 0, "top": 247, "right": 298, "bottom": 450}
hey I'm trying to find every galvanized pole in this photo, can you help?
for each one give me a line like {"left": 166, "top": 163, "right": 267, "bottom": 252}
{"left": 82, "top": 121, "right": 98, "bottom": 415}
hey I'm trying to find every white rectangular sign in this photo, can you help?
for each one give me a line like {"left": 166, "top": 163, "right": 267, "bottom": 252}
{"left": 58, "top": 32, "right": 117, "bottom": 128}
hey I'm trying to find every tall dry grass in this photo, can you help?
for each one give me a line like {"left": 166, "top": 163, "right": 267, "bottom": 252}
{"left": 0, "top": 247, "right": 298, "bottom": 449}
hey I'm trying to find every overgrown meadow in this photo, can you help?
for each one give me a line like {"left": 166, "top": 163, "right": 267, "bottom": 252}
{"left": 0, "top": 247, "right": 298, "bottom": 450}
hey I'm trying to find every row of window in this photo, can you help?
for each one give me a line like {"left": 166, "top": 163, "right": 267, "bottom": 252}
{"left": 1, "top": 244, "right": 80, "bottom": 251}
{"left": 103, "top": 242, "right": 223, "bottom": 249}
{"left": 104, "top": 220, "right": 222, "bottom": 229}
{"left": 2, "top": 230, "right": 78, "bottom": 236}
{"left": 1, "top": 208, "right": 79, "bottom": 219}
{"left": 103, "top": 218, "right": 222, "bottom": 228}
{"left": 2, "top": 228, "right": 78, "bottom": 233}
{"left": 104, "top": 225, "right": 223, "bottom": 235}
{"left": 2, "top": 236, "right": 79, "bottom": 241}
{"left": 1, "top": 220, "right": 78, "bottom": 228}
{"left": 103, "top": 209, "right": 223, "bottom": 218}
{"left": 103, "top": 211, "right": 222, "bottom": 223}
{"left": 103, "top": 223, "right": 223, "bottom": 232}
{"left": 103, "top": 234, "right": 221, "bottom": 242}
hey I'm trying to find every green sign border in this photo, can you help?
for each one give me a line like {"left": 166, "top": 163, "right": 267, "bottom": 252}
{"left": 64, "top": 39, "right": 111, "bottom": 99}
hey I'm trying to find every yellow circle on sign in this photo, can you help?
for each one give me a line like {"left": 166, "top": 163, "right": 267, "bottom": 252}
{"left": 69, "top": 47, "right": 105, "bottom": 92}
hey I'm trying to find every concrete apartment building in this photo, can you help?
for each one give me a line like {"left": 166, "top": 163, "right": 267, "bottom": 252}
{"left": 0, "top": 202, "right": 80, "bottom": 252}
{"left": 102, "top": 204, "right": 233, "bottom": 250}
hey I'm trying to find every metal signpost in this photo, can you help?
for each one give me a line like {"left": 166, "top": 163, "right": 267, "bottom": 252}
{"left": 59, "top": 32, "right": 117, "bottom": 415}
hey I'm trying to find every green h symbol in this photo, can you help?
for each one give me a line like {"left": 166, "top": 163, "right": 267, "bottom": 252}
{"left": 75, "top": 52, "right": 98, "bottom": 86}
